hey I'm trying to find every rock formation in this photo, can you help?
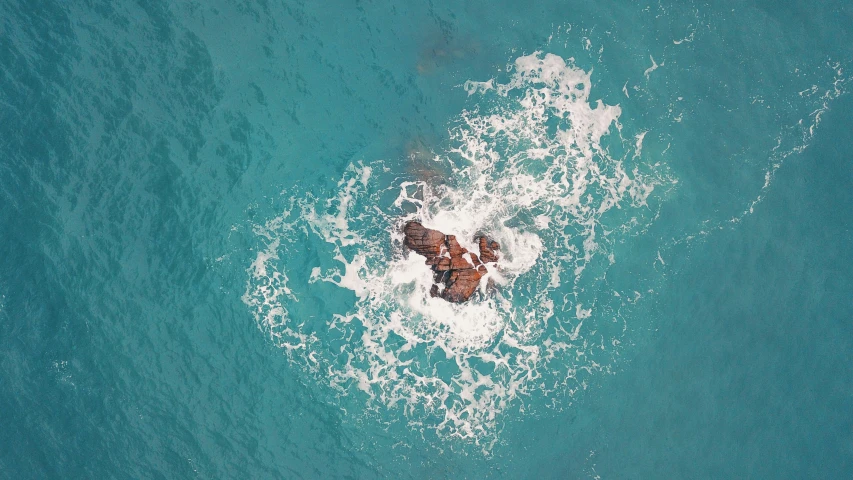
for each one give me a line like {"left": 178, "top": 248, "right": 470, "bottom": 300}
{"left": 403, "top": 221, "right": 500, "bottom": 303}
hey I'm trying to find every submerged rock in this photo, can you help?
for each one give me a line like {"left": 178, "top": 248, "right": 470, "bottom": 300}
{"left": 403, "top": 221, "right": 500, "bottom": 303}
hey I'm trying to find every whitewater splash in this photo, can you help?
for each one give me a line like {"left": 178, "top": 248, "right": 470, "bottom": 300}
{"left": 244, "top": 52, "right": 671, "bottom": 445}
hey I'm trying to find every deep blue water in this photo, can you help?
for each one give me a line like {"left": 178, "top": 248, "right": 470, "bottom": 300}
{"left": 2, "top": 1, "right": 852, "bottom": 478}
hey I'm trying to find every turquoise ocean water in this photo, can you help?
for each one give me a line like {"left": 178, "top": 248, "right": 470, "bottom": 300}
{"left": 2, "top": 1, "right": 852, "bottom": 478}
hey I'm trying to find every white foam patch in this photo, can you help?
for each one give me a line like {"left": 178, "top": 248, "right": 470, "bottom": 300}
{"left": 643, "top": 55, "right": 662, "bottom": 79}
{"left": 245, "top": 52, "right": 671, "bottom": 448}
{"left": 242, "top": 210, "right": 314, "bottom": 352}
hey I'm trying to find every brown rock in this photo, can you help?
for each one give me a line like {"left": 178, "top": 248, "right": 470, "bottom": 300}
{"left": 445, "top": 235, "right": 467, "bottom": 257}
{"left": 477, "top": 237, "right": 500, "bottom": 264}
{"left": 432, "top": 257, "right": 452, "bottom": 271}
{"left": 447, "top": 256, "right": 471, "bottom": 270}
{"left": 403, "top": 222, "right": 446, "bottom": 257}
{"left": 442, "top": 268, "right": 484, "bottom": 303}
{"left": 402, "top": 221, "right": 501, "bottom": 303}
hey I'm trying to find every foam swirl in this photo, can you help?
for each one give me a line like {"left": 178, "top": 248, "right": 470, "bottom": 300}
{"left": 244, "top": 52, "right": 672, "bottom": 446}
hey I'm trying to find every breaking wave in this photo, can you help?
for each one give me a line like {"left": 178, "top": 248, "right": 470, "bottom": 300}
{"left": 243, "top": 52, "right": 673, "bottom": 446}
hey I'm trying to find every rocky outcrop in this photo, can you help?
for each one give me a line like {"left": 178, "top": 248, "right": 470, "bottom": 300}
{"left": 478, "top": 237, "right": 500, "bottom": 264}
{"left": 403, "top": 221, "right": 500, "bottom": 303}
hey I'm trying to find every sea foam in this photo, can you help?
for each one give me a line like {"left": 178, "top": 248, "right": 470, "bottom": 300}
{"left": 244, "top": 52, "right": 671, "bottom": 446}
